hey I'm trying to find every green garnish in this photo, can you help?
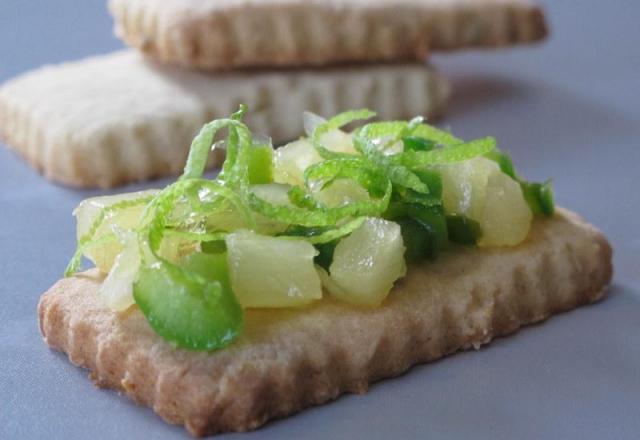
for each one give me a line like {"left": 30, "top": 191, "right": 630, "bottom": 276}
{"left": 446, "top": 215, "right": 482, "bottom": 245}
{"left": 66, "top": 107, "right": 555, "bottom": 351}
{"left": 397, "top": 218, "right": 436, "bottom": 263}
{"left": 247, "top": 143, "right": 274, "bottom": 185}
{"left": 313, "top": 241, "right": 338, "bottom": 271}
{"left": 133, "top": 254, "right": 242, "bottom": 350}
{"left": 522, "top": 181, "right": 555, "bottom": 216}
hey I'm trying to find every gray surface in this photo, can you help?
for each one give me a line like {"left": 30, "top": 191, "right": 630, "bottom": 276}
{"left": 1, "top": 0, "right": 639, "bottom": 439}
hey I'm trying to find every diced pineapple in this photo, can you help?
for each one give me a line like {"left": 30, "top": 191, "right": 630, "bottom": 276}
{"left": 314, "top": 178, "right": 370, "bottom": 208}
{"left": 98, "top": 234, "right": 140, "bottom": 311}
{"left": 273, "top": 139, "right": 321, "bottom": 186}
{"left": 327, "top": 218, "right": 406, "bottom": 306}
{"left": 439, "top": 157, "right": 532, "bottom": 247}
{"left": 250, "top": 183, "right": 293, "bottom": 234}
{"left": 205, "top": 208, "right": 248, "bottom": 233}
{"left": 158, "top": 235, "right": 197, "bottom": 264}
{"left": 381, "top": 140, "right": 404, "bottom": 156}
{"left": 225, "top": 230, "right": 322, "bottom": 308}
{"left": 315, "top": 265, "right": 349, "bottom": 299}
{"left": 251, "top": 183, "right": 292, "bottom": 206}
{"left": 439, "top": 157, "right": 498, "bottom": 220}
{"left": 273, "top": 131, "right": 358, "bottom": 187}
{"left": 319, "top": 129, "right": 358, "bottom": 155}
{"left": 203, "top": 184, "right": 292, "bottom": 235}
{"left": 480, "top": 171, "right": 532, "bottom": 246}
{"left": 74, "top": 189, "right": 158, "bottom": 273}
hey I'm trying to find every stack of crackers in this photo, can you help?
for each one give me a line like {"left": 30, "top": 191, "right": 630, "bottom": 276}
{"left": 0, "top": 0, "right": 547, "bottom": 188}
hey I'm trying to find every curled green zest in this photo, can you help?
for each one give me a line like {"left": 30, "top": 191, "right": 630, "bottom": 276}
{"left": 312, "top": 109, "right": 376, "bottom": 159}
{"left": 287, "top": 186, "right": 326, "bottom": 210}
{"left": 351, "top": 134, "right": 430, "bottom": 194}
{"left": 283, "top": 217, "right": 366, "bottom": 245}
{"left": 396, "top": 137, "right": 496, "bottom": 167}
{"left": 410, "top": 123, "right": 462, "bottom": 147}
{"left": 354, "top": 120, "right": 414, "bottom": 145}
{"left": 247, "top": 179, "right": 392, "bottom": 227}
{"left": 182, "top": 105, "right": 251, "bottom": 182}
{"left": 304, "top": 157, "right": 388, "bottom": 197}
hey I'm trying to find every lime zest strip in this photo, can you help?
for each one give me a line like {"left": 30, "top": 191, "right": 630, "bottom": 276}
{"left": 163, "top": 229, "right": 228, "bottom": 243}
{"left": 65, "top": 195, "right": 155, "bottom": 277}
{"left": 410, "top": 123, "right": 463, "bottom": 147}
{"left": 353, "top": 120, "right": 462, "bottom": 148}
{"left": 311, "top": 109, "right": 376, "bottom": 159}
{"left": 351, "top": 131, "right": 430, "bottom": 194}
{"left": 304, "top": 217, "right": 366, "bottom": 244}
{"left": 247, "top": 180, "right": 392, "bottom": 227}
{"left": 303, "top": 157, "right": 387, "bottom": 196}
{"left": 181, "top": 105, "right": 251, "bottom": 182}
{"left": 396, "top": 137, "right": 497, "bottom": 167}
{"left": 280, "top": 217, "right": 367, "bottom": 245}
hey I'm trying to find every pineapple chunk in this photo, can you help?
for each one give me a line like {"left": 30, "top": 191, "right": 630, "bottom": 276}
{"left": 314, "top": 178, "right": 370, "bottom": 208}
{"left": 439, "top": 157, "right": 532, "bottom": 246}
{"left": 440, "top": 157, "right": 498, "bottom": 220}
{"left": 319, "top": 129, "right": 357, "bottom": 155}
{"left": 480, "top": 171, "right": 532, "bottom": 246}
{"left": 74, "top": 189, "right": 158, "bottom": 272}
{"left": 225, "top": 230, "right": 322, "bottom": 308}
{"left": 327, "top": 218, "right": 406, "bottom": 306}
{"left": 98, "top": 234, "right": 140, "bottom": 311}
{"left": 273, "top": 131, "right": 357, "bottom": 186}
{"left": 273, "top": 139, "right": 321, "bottom": 186}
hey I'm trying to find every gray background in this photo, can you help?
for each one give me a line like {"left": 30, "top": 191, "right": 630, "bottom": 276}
{"left": 1, "top": 1, "right": 639, "bottom": 439}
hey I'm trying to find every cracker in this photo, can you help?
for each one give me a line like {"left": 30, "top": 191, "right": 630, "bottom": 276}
{"left": 0, "top": 50, "right": 449, "bottom": 188}
{"left": 38, "top": 208, "right": 612, "bottom": 437}
{"left": 109, "top": 0, "right": 547, "bottom": 70}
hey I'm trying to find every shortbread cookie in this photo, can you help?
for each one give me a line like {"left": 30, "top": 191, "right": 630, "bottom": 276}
{"left": 0, "top": 51, "right": 449, "bottom": 188}
{"left": 38, "top": 208, "right": 612, "bottom": 437}
{"left": 109, "top": 0, "right": 547, "bottom": 70}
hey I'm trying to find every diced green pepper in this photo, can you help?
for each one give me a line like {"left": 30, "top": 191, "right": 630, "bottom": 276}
{"left": 407, "top": 204, "right": 448, "bottom": 256}
{"left": 522, "top": 181, "right": 555, "bottom": 217}
{"left": 397, "top": 218, "right": 432, "bottom": 263}
{"left": 484, "top": 149, "right": 517, "bottom": 179}
{"left": 201, "top": 240, "right": 227, "bottom": 254}
{"left": 412, "top": 169, "right": 443, "bottom": 198}
{"left": 446, "top": 215, "right": 482, "bottom": 245}
{"left": 484, "top": 148, "right": 555, "bottom": 217}
{"left": 314, "top": 241, "right": 337, "bottom": 270}
{"left": 133, "top": 255, "right": 243, "bottom": 351}
{"left": 391, "top": 204, "right": 447, "bottom": 261}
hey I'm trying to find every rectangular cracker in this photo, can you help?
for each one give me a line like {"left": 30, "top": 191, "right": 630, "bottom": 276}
{"left": 0, "top": 50, "right": 449, "bottom": 189}
{"left": 38, "top": 208, "right": 612, "bottom": 437}
{"left": 109, "top": 0, "right": 547, "bottom": 70}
